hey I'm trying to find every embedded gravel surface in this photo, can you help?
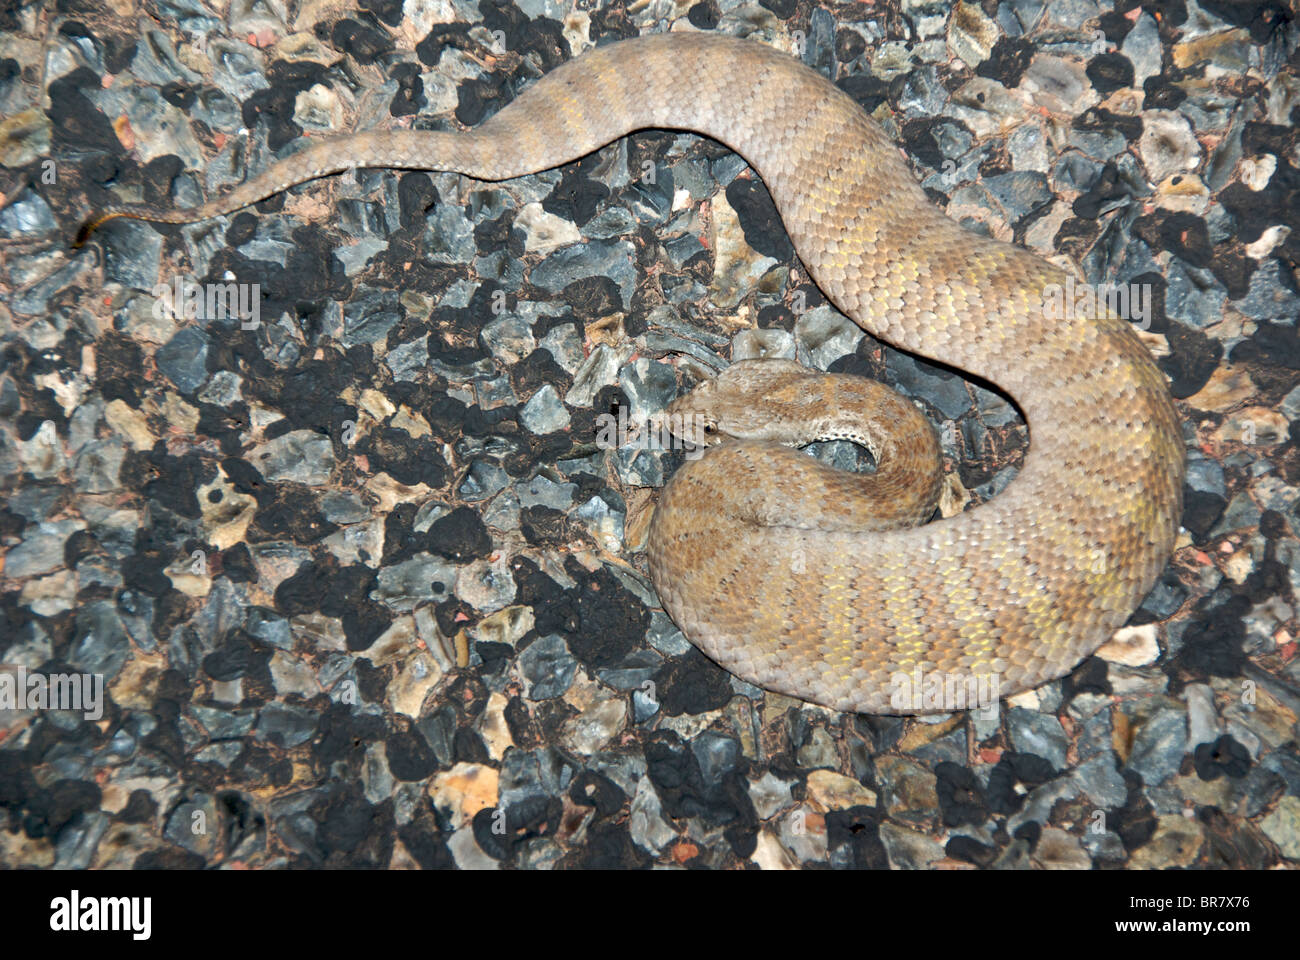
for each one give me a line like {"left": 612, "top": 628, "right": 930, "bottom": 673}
{"left": 1, "top": 0, "right": 1298, "bottom": 869}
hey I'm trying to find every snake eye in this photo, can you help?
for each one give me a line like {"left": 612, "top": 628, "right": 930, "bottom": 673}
{"left": 703, "top": 423, "right": 717, "bottom": 435}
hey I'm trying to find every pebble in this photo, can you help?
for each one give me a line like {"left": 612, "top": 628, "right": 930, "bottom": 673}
{"left": 1007, "top": 708, "right": 1069, "bottom": 771}
{"left": 456, "top": 553, "right": 517, "bottom": 611}
{"left": 1232, "top": 260, "right": 1300, "bottom": 322}
{"left": 517, "top": 202, "right": 582, "bottom": 254}
{"left": 1071, "top": 754, "right": 1128, "bottom": 809}
{"left": 518, "top": 634, "right": 578, "bottom": 700}
{"left": 458, "top": 460, "right": 509, "bottom": 501}
{"left": 948, "top": 1, "right": 1000, "bottom": 69}
{"left": 805, "top": 770, "right": 878, "bottom": 810}
{"left": 1260, "top": 796, "right": 1300, "bottom": 860}
{"left": 709, "top": 193, "right": 780, "bottom": 309}
{"left": 430, "top": 763, "right": 499, "bottom": 830}
{"left": 155, "top": 327, "right": 211, "bottom": 394}
{"left": 248, "top": 430, "right": 335, "bottom": 486}
{"left": 1165, "top": 260, "right": 1228, "bottom": 331}
{"left": 1127, "top": 705, "right": 1190, "bottom": 787}
{"left": 519, "top": 383, "right": 570, "bottom": 434}
{"left": 796, "top": 724, "right": 840, "bottom": 770}
{"left": 794, "top": 306, "right": 864, "bottom": 369}
{"left": 5, "top": 518, "right": 84, "bottom": 578}
{"left": 530, "top": 239, "right": 637, "bottom": 305}
{"left": 876, "top": 756, "right": 939, "bottom": 822}
{"left": 565, "top": 344, "right": 624, "bottom": 407}
{"left": 778, "top": 804, "right": 829, "bottom": 863}
{"left": 1121, "top": 12, "right": 1162, "bottom": 89}
{"left": 1128, "top": 815, "right": 1203, "bottom": 869}
{"left": 1184, "top": 684, "right": 1220, "bottom": 749}
{"left": 0, "top": 187, "right": 56, "bottom": 236}
{"left": 879, "top": 821, "right": 945, "bottom": 869}
{"left": 889, "top": 353, "right": 973, "bottom": 419}
{"left": 732, "top": 327, "right": 796, "bottom": 361}
{"left": 1139, "top": 111, "right": 1202, "bottom": 185}
{"left": 1033, "top": 827, "right": 1092, "bottom": 870}
{"left": 575, "top": 495, "right": 625, "bottom": 552}
{"left": 628, "top": 777, "right": 678, "bottom": 854}
{"left": 619, "top": 358, "right": 679, "bottom": 422}
{"left": 1023, "top": 56, "right": 1097, "bottom": 115}
{"left": 1097, "top": 624, "right": 1161, "bottom": 666}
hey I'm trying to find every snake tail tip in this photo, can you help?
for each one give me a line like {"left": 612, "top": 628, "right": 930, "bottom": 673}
{"left": 73, "top": 217, "right": 105, "bottom": 249}
{"left": 73, "top": 211, "right": 130, "bottom": 249}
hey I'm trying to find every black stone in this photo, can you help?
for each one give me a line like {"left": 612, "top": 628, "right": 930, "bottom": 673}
{"left": 1086, "top": 53, "right": 1135, "bottom": 95}
{"left": 975, "top": 36, "right": 1035, "bottom": 87}
{"left": 651, "top": 648, "right": 734, "bottom": 717}
{"left": 428, "top": 506, "right": 492, "bottom": 562}
{"left": 935, "top": 761, "right": 990, "bottom": 826}
{"left": 687, "top": 1, "right": 720, "bottom": 29}
{"left": 725, "top": 177, "right": 794, "bottom": 261}
{"left": 386, "top": 723, "right": 440, "bottom": 781}
{"left": 1194, "top": 735, "right": 1253, "bottom": 781}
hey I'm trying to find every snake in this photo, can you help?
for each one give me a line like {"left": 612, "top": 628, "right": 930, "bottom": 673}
{"left": 78, "top": 32, "right": 1185, "bottom": 715}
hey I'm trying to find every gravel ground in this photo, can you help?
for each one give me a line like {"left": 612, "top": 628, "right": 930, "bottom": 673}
{"left": 1, "top": 0, "right": 1299, "bottom": 869}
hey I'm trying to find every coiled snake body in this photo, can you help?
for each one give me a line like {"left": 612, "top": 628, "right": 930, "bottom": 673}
{"left": 81, "top": 33, "right": 1185, "bottom": 714}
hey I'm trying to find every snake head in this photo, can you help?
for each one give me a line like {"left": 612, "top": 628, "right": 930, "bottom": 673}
{"left": 657, "top": 358, "right": 817, "bottom": 447}
{"left": 654, "top": 385, "right": 724, "bottom": 449}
